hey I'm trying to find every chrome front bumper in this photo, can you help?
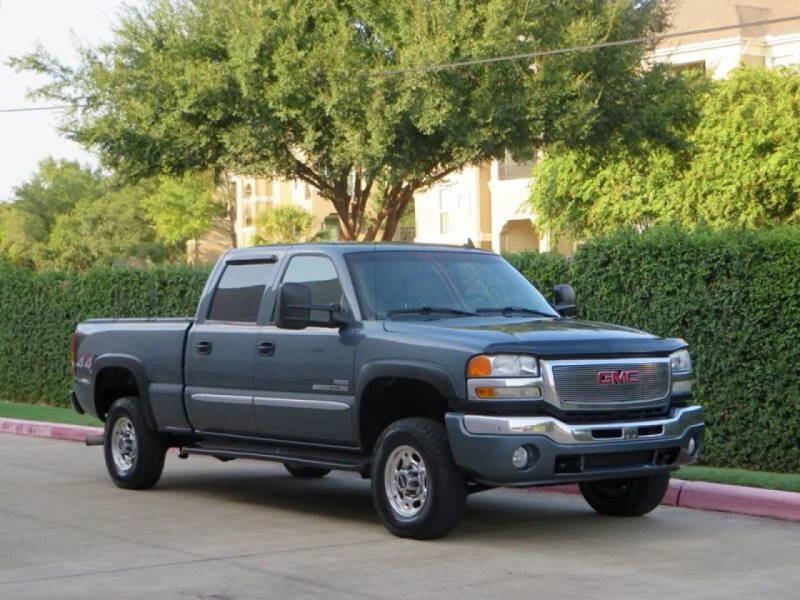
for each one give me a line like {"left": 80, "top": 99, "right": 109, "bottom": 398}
{"left": 445, "top": 406, "right": 705, "bottom": 487}
{"left": 462, "top": 405, "right": 704, "bottom": 445}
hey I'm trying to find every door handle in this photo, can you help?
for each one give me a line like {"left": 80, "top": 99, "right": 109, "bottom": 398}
{"left": 257, "top": 341, "right": 276, "bottom": 357}
{"left": 196, "top": 340, "right": 213, "bottom": 355}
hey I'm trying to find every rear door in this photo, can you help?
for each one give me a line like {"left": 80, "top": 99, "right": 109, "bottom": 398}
{"left": 253, "top": 253, "right": 357, "bottom": 444}
{"left": 184, "top": 259, "right": 278, "bottom": 435}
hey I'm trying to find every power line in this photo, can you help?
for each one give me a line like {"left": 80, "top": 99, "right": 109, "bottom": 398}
{"left": 376, "top": 14, "right": 800, "bottom": 75}
{"left": 0, "top": 13, "right": 798, "bottom": 114}
{"left": 0, "top": 104, "right": 86, "bottom": 113}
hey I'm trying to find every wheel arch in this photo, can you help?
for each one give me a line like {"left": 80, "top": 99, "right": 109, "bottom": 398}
{"left": 355, "top": 360, "right": 459, "bottom": 452}
{"left": 92, "top": 354, "right": 157, "bottom": 431}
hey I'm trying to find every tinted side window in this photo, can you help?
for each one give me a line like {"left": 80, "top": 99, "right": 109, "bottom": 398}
{"left": 282, "top": 255, "right": 343, "bottom": 321}
{"left": 208, "top": 262, "right": 276, "bottom": 323}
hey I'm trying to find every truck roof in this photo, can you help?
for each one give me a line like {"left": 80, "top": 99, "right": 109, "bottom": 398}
{"left": 222, "top": 241, "right": 491, "bottom": 261}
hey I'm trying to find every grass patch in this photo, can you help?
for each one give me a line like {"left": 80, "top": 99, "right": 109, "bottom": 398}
{"left": 0, "top": 400, "right": 101, "bottom": 427}
{"left": 678, "top": 465, "right": 800, "bottom": 494}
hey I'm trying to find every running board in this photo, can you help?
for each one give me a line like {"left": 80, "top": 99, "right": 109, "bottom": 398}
{"left": 180, "top": 442, "right": 371, "bottom": 473}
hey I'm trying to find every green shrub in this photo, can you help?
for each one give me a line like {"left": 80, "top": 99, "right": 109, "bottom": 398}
{"left": 512, "top": 227, "right": 800, "bottom": 472}
{"left": 1, "top": 227, "right": 797, "bottom": 472}
{"left": 0, "top": 263, "right": 209, "bottom": 406}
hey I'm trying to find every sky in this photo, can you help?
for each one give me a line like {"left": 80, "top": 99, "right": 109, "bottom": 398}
{"left": 0, "top": 0, "right": 139, "bottom": 201}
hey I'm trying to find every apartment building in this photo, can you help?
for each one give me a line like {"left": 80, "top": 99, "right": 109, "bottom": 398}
{"left": 230, "top": 175, "right": 339, "bottom": 247}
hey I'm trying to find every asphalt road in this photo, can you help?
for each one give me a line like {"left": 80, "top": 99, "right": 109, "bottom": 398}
{"left": 1, "top": 434, "right": 798, "bottom": 600}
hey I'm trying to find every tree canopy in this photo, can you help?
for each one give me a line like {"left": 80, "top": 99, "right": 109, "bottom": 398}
{"left": 0, "top": 158, "right": 222, "bottom": 271}
{"left": 13, "top": 0, "right": 689, "bottom": 241}
{"left": 530, "top": 67, "right": 800, "bottom": 238}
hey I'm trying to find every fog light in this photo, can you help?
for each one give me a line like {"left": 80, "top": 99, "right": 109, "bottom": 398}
{"left": 686, "top": 436, "right": 697, "bottom": 455}
{"left": 512, "top": 446, "right": 530, "bottom": 469}
{"left": 672, "top": 379, "right": 692, "bottom": 394}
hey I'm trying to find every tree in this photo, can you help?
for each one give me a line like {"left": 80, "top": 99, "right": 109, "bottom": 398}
{"left": 530, "top": 67, "right": 800, "bottom": 238}
{"left": 14, "top": 0, "right": 686, "bottom": 241}
{"left": 252, "top": 205, "right": 315, "bottom": 245}
{"left": 34, "top": 186, "right": 167, "bottom": 271}
{"left": 143, "top": 172, "right": 232, "bottom": 259}
{"left": 0, "top": 158, "right": 104, "bottom": 266}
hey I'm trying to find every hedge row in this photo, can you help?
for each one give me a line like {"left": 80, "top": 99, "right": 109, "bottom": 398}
{"left": 0, "top": 265, "right": 209, "bottom": 407}
{"left": 507, "top": 227, "right": 800, "bottom": 472}
{"left": 1, "top": 227, "right": 797, "bottom": 471}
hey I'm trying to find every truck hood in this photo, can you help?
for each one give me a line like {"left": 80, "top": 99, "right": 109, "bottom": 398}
{"left": 383, "top": 317, "right": 686, "bottom": 357}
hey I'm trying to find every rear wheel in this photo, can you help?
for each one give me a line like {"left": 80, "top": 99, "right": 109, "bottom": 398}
{"left": 579, "top": 473, "right": 670, "bottom": 517}
{"left": 104, "top": 397, "right": 167, "bottom": 490}
{"left": 284, "top": 463, "right": 331, "bottom": 478}
{"left": 371, "top": 417, "right": 467, "bottom": 539}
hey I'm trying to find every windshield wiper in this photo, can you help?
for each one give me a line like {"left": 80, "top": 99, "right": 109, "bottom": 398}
{"left": 387, "top": 306, "right": 477, "bottom": 318}
{"left": 476, "top": 306, "right": 556, "bottom": 318}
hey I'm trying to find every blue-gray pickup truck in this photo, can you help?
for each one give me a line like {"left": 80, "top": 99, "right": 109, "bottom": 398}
{"left": 71, "top": 243, "right": 704, "bottom": 539}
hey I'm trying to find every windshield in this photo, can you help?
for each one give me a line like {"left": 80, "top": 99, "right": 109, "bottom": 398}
{"left": 345, "top": 250, "right": 558, "bottom": 320}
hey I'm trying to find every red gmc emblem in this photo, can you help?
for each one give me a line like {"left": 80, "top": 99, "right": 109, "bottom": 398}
{"left": 596, "top": 370, "right": 640, "bottom": 385}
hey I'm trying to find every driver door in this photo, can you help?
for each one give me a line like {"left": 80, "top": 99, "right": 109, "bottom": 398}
{"left": 253, "top": 254, "right": 357, "bottom": 444}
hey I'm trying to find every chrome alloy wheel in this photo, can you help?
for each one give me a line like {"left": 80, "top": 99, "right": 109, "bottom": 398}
{"left": 384, "top": 445, "right": 429, "bottom": 518}
{"left": 111, "top": 416, "right": 137, "bottom": 474}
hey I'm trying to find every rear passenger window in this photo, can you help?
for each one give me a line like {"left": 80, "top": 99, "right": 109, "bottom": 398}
{"left": 208, "top": 262, "right": 276, "bottom": 323}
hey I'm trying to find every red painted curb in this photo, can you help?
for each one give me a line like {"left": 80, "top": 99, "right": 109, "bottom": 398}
{"left": 528, "top": 478, "right": 800, "bottom": 523}
{"left": 0, "top": 417, "right": 102, "bottom": 442}
{"left": 678, "top": 480, "right": 800, "bottom": 523}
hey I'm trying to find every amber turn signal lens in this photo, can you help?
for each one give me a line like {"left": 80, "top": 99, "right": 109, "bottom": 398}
{"left": 467, "top": 355, "right": 493, "bottom": 378}
{"left": 474, "top": 386, "right": 496, "bottom": 399}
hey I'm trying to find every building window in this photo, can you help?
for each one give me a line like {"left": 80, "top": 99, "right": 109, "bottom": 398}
{"left": 242, "top": 182, "right": 255, "bottom": 227}
{"left": 497, "top": 150, "right": 537, "bottom": 180}
{"left": 438, "top": 186, "right": 469, "bottom": 235}
{"left": 321, "top": 214, "right": 340, "bottom": 241}
{"left": 671, "top": 60, "right": 706, "bottom": 74}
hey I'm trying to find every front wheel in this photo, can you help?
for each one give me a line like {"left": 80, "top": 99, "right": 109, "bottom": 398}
{"left": 371, "top": 418, "right": 467, "bottom": 540}
{"left": 104, "top": 397, "right": 167, "bottom": 490}
{"left": 579, "top": 473, "right": 670, "bottom": 517}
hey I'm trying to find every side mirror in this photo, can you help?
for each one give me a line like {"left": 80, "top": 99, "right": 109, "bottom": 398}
{"left": 553, "top": 284, "right": 577, "bottom": 318}
{"left": 275, "top": 282, "right": 347, "bottom": 329}
{"left": 275, "top": 282, "right": 312, "bottom": 330}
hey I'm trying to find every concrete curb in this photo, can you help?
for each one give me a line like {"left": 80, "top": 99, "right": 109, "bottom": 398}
{"left": 531, "top": 478, "right": 800, "bottom": 523}
{"left": 0, "top": 417, "right": 102, "bottom": 443}
{"left": 3, "top": 416, "right": 799, "bottom": 523}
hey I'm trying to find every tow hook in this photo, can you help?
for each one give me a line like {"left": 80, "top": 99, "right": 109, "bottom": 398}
{"left": 178, "top": 448, "right": 189, "bottom": 459}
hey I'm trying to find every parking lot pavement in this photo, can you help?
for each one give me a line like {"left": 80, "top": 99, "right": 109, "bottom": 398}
{"left": 1, "top": 434, "right": 798, "bottom": 600}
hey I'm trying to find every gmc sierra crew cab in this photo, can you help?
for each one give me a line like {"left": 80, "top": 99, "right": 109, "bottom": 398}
{"left": 71, "top": 243, "right": 704, "bottom": 539}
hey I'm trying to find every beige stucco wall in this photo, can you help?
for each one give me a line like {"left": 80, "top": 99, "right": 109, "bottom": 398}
{"left": 653, "top": 0, "right": 800, "bottom": 78}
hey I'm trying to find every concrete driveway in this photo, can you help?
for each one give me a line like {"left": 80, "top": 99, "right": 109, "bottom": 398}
{"left": 1, "top": 434, "right": 798, "bottom": 600}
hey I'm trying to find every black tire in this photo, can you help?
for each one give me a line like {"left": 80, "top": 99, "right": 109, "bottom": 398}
{"left": 284, "top": 463, "right": 331, "bottom": 478}
{"left": 579, "top": 473, "right": 670, "bottom": 517}
{"left": 104, "top": 397, "right": 167, "bottom": 490}
{"left": 371, "top": 417, "right": 467, "bottom": 540}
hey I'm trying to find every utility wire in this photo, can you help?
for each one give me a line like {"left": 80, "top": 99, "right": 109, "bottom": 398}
{"left": 0, "top": 104, "right": 88, "bottom": 113}
{"left": 1, "top": 13, "right": 799, "bottom": 114}
{"left": 376, "top": 14, "right": 800, "bottom": 75}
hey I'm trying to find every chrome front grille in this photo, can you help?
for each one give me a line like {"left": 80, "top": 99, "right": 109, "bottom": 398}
{"left": 545, "top": 359, "right": 670, "bottom": 408}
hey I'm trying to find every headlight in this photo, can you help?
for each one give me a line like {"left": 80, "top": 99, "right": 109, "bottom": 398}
{"left": 670, "top": 349, "right": 692, "bottom": 374}
{"left": 467, "top": 354, "right": 539, "bottom": 378}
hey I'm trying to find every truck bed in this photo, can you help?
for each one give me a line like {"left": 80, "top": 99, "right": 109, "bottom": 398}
{"left": 73, "top": 318, "right": 194, "bottom": 423}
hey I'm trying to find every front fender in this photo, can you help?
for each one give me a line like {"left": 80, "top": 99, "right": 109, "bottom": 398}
{"left": 355, "top": 359, "right": 460, "bottom": 406}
